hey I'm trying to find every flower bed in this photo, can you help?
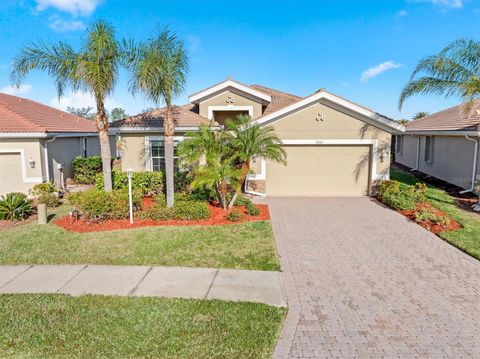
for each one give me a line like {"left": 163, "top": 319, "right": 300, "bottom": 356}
{"left": 54, "top": 203, "right": 270, "bottom": 233}
{"left": 399, "top": 203, "right": 461, "bottom": 234}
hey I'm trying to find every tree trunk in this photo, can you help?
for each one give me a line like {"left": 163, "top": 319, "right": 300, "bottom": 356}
{"left": 226, "top": 161, "right": 250, "bottom": 209}
{"left": 219, "top": 180, "right": 228, "bottom": 210}
{"left": 164, "top": 106, "right": 175, "bottom": 207}
{"left": 227, "top": 192, "right": 239, "bottom": 209}
{"left": 95, "top": 101, "right": 113, "bottom": 192}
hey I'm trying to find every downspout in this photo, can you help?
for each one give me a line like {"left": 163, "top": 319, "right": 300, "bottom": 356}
{"left": 44, "top": 136, "right": 57, "bottom": 182}
{"left": 459, "top": 135, "right": 479, "bottom": 194}
{"left": 410, "top": 136, "right": 420, "bottom": 171}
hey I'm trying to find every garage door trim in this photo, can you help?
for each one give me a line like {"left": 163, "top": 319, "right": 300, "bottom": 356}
{"left": 248, "top": 138, "right": 386, "bottom": 184}
{"left": 0, "top": 149, "right": 43, "bottom": 183}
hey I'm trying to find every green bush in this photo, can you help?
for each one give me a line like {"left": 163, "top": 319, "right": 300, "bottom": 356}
{"left": 29, "top": 183, "right": 60, "bottom": 207}
{"left": 378, "top": 180, "right": 425, "bottom": 211}
{"left": 72, "top": 156, "right": 103, "bottom": 184}
{"left": 245, "top": 202, "right": 261, "bottom": 216}
{"left": 96, "top": 171, "right": 163, "bottom": 196}
{"left": 415, "top": 208, "right": 450, "bottom": 226}
{"left": 141, "top": 196, "right": 210, "bottom": 221}
{"left": 226, "top": 208, "right": 243, "bottom": 222}
{"left": 173, "top": 171, "right": 192, "bottom": 193}
{"left": 68, "top": 188, "right": 141, "bottom": 222}
{"left": 234, "top": 194, "right": 252, "bottom": 207}
{"left": 0, "top": 192, "right": 33, "bottom": 221}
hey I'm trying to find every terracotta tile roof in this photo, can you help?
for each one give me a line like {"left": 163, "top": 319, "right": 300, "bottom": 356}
{"left": 110, "top": 104, "right": 213, "bottom": 128}
{"left": 0, "top": 93, "right": 97, "bottom": 133}
{"left": 249, "top": 84, "right": 302, "bottom": 116}
{"left": 406, "top": 100, "right": 480, "bottom": 132}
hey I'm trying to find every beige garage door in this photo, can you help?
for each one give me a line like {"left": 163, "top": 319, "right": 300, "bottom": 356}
{"left": 0, "top": 153, "right": 25, "bottom": 195}
{"left": 266, "top": 145, "right": 371, "bottom": 197}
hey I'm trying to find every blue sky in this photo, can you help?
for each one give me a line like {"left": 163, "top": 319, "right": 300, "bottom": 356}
{"left": 0, "top": 0, "right": 478, "bottom": 120}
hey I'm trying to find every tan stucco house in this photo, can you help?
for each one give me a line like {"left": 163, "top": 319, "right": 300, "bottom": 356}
{"left": 0, "top": 93, "right": 114, "bottom": 195}
{"left": 395, "top": 101, "right": 480, "bottom": 192}
{"left": 111, "top": 78, "right": 404, "bottom": 197}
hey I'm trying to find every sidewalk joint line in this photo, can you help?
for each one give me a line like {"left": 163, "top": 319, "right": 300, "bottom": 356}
{"left": 128, "top": 266, "right": 153, "bottom": 296}
{"left": 0, "top": 264, "right": 33, "bottom": 289}
{"left": 55, "top": 265, "right": 88, "bottom": 293}
{"left": 204, "top": 269, "right": 219, "bottom": 299}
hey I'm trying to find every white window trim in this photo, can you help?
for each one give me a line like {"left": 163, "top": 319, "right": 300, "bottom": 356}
{"left": 247, "top": 139, "right": 387, "bottom": 182}
{"left": 0, "top": 149, "right": 43, "bottom": 183}
{"left": 207, "top": 105, "right": 254, "bottom": 120}
{"left": 424, "top": 136, "right": 434, "bottom": 163}
{"left": 145, "top": 136, "right": 185, "bottom": 171}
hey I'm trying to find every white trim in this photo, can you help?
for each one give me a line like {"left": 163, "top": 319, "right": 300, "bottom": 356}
{"left": 144, "top": 136, "right": 185, "bottom": 171}
{"left": 0, "top": 149, "right": 43, "bottom": 183}
{"left": 0, "top": 132, "right": 48, "bottom": 138}
{"left": 406, "top": 130, "right": 480, "bottom": 136}
{"left": 247, "top": 158, "right": 267, "bottom": 180}
{"left": 207, "top": 105, "right": 254, "bottom": 120}
{"left": 110, "top": 126, "right": 218, "bottom": 134}
{"left": 254, "top": 90, "right": 405, "bottom": 134}
{"left": 189, "top": 79, "right": 271, "bottom": 104}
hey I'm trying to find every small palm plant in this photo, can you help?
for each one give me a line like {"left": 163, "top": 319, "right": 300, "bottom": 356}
{"left": 412, "top": 111, "right": 430, "bottom": 120}
{"left": 0, "top": 193, "right": 33, "bottom": 221}
{"left": 11, "top": 20, "right": 122, "bottom": 192}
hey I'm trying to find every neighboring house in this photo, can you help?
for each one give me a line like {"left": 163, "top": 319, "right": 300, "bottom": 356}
{"left": 110, "top": 78, "right": 404, "bottom": 197}
{"left": 0, "top": 93, "right": 115, "bottom": 195}
{"left": 396, "top": 101, "right": 480, "bottom": 192}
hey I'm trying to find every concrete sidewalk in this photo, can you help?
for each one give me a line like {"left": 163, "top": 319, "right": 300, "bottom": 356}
{"left": 0, "top": 265, "right": 286, "bottom": 307}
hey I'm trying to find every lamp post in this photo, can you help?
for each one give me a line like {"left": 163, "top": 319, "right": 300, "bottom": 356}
{"left": 127, "top": 168, "right": 134, "bottom": 224}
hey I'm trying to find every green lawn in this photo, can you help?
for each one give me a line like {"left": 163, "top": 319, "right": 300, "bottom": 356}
{"left": 0, "top": 294, "right": 285, "bottom": 358}
{"left": 391, "top": 165, "right": 480, "bottom": 260}
{"left": 0, "top": 206, "right": 279, "bottom": 271}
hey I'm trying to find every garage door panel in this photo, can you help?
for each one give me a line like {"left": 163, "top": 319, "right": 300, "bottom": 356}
{"left": 0, "top": 153, "right": 25, "bottom": 195}
{"left": 266, "top": 145, "right": 370, "bottom": 197}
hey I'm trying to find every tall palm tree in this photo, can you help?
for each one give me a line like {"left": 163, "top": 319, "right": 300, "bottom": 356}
{"left": 412, "top": 111, "right": 430, "bottom": 120}
{"left": 124, "top": 29, "right": 188, "bottom": 207}
{"left": 399, "top": 39, "right": 480, "bottom": 111}
{"left": 399, "top": 38, "right": 480, "bottom": 207}
{"left": 226, "top": 114, "right": 286, "bottom": 205}
{"left": 11, "top": 20, "right": 120, "bottom": 192}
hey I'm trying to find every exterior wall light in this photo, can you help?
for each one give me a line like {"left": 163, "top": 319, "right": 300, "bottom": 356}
{"left": 28, "top": 157, "right": 35, "bottom": 168}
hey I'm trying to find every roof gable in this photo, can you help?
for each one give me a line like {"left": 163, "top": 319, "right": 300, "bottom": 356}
{"left": 189, "top": 78, "right": 271, "bottom": 104}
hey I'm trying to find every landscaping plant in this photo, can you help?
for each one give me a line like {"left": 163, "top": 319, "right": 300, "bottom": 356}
{"left": 226, "top": 208, "right": 243, "bottom": 222}
{"left": 378, "top": 180, "right": 426, "bottom": 210}
{"left": 72, "top": 156, "right": 103, "bottom": 184}
{"left": 96, "top": 171, "right": 163, "bottom": 196}
{"left": 29, "top": 183, "right": 60, "bottom": 208}
{"left": 0, "top": 192, "right": 33, "bottom": 221}
{"left": 141, "top": 193, "right": 210, "bottom": 221}
{"left": 246, "top": 202, "right": 261, "bottom": 216}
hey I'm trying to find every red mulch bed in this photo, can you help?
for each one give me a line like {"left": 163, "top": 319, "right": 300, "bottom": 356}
{"left": 54, "top": 203, "right": 270, "bottom": 233}
{"left": 399, "top": 203, "right": 461, "bottom": 234}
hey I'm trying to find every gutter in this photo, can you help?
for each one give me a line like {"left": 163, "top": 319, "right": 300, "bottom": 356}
{"left": 459, "top": 135, "right": 479, "bottom": 194}
{"left": 44, "top": 136, "right": 57, "bottom": 182}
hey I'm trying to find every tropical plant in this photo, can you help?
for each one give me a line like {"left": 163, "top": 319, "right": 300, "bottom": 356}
{"left": 110, "top": 107, "right": 128, "bottom": 121}
{"left": 123, "top": 28, "right": 189, "bottom": 207}
{"left": 399, "top": 38, "right": 480, "bottom": 205}
{"left": 66, "top": 106, "right": 96, "bottom": 120}
{"left": 29, "top": 183, "right": 61, "bottom": 207}
{"left": 412, "top": 111, "right": 430, "bottom": 120}
{"left": 225, "top": 114, "right": 286, "bottom": 205}
{"left": 11, "top": 20, "right": 122, "bottom": 192}
{"left": 0, "top": 192, "right": 33, "bottom": 221}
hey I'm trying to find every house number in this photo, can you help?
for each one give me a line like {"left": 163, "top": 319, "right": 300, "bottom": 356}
{"left": 315, "top": 140, "right": 325, "bottom": 144}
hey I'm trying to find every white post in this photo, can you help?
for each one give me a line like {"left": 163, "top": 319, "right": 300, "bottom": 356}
{"left": 127, "top": 168, "right": 134, "bottom": 224}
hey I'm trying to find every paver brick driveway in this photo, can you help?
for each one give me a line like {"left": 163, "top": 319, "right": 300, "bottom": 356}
{"left": 269, "top": 197, "right": 480, "bottom": 358}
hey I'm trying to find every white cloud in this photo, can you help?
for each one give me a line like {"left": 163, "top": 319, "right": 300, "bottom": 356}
{"left": 50, "top": 91, "right": 122, "bottom": 112}
{"left": 35, "top": 0, "right": 101, "bottom": 16}
{"left": 398, "top": 10, "right": 408, "bottom": 16}
{"left": 361, "top": 61, "right": 402, "bottom": 82}
{"left": 49, "top": 19, "right": 86, "bottom": 32}
{"left": 1, "top": 84, "right": 32, "bottom": 96}
{"left": 411, "top": 0, "right": 463, "bottom": 9}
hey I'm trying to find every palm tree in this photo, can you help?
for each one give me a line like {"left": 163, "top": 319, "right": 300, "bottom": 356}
{"left": 399, "top": 38, "right": 480, "bottom": 207}
{"left": 124, "top": 29, "right": 188, "bottom": 207}
{"left": 399, "top": 39, "right": 480, "bottom": 111}
{"left": 11, "top": 20, "right": 120, "bottom": 192}
{"left": 226, "top": 114, "right": 286, "bottom": 206}
{"left": 412, "top": 111, "right": 430, "bottom": 120}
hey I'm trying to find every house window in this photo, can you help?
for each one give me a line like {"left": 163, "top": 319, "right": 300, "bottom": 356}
{"left": 424, "top": 136, "right": 433, "bottom": 163}
{"left": 396, "top": 135, "right": 403, "bottom": 154}
{"left": 82, "top": 137, "right": 88, "bottom": 157}
{"left": 151, "top": 139, "right": 179, "bottom": 171}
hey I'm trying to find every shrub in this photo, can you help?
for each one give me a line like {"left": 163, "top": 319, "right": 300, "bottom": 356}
{"left": 415, "top": 208, "right": 450, "bottom": 226}
{"left": 72, "top": 156, "right": 103, "bottom": 184}
{"left": 96, "top": 171, "right": 163, "bottom": 196}
{"left": 68, "top": 188, "right": 141, "bottom": 222}
{"left": 378, "top": 180, "right": 425, "bottom": 211}
{"left": 0, "top": 192, "right": 33, "bottom": 221}
{"left": 174, "top": 171, "right": 192, "bottom": 193}
{"left": 29, "top": 183, "right": 60, "bottom": 207}
{"left": 234, "top": 194, "right": 252, "bottom": 207}
{"left": 245, "top": 202, "right": 261, "bottom": 216}
{"left": 142, "top": 195, "right": 210, "bottom": 221}
{"left": 226, "top": 208, "right": 243, "bottom": 222}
